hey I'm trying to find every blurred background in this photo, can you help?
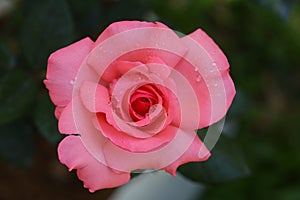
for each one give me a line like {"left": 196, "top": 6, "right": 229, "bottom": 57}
{"left": 0, "top": 0, "right": 299, "bottom": 199}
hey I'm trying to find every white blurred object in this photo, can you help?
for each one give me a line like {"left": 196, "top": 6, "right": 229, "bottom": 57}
{"left": 109, "top": 171, "right": 205, "bottom": 200}
{"left": 0, "top": 0, "right": 16, "bottom": 18}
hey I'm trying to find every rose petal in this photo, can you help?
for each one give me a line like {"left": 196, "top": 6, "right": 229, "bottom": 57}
{"left": 106, "top": 109, "right": 159, "bottom": 138}
{"left": 128, "top": 105, "right": 171, "bottom": 136}
{"left": 101, "top": 61, "right": 145, "bottom": 83}
{"left": 102, "top": 128, "right": 196, "bottom": 173}
{"left": 176, "top": 29, "right": 236, "bottom": 128}
{"left": 94, "top": 21, "right": 186, "bottom": 70}
{"left": 163, "top": 136, "right": 210, "bottom": 176}
{"left": 185, "top": 29, "right": 229, "bottom": 71}
{"left": 221, "top": 72, "right": 236, "bottom": 110}
{"left": 58, "top": 135, "right": 130, "bottom": 192}
{"left": 146, "top": 57, "right": 171, "bottom": 78}
{"left": 116, "top": 61, "right": 144, "bottom": 75}
{"left": 112, "top": 57, "right": 171, "bottom": 81}
{"left": 94, "top": 21, "right": 169, "bottom": 46}
{"left": 172, "top": 58, "right": 212, "bottom": 128}
{"left": 54, "top": 106, "right": 64, "bottom": 119}
{"left": 80, "top": 81, "right": 110, "bottom": 113}
{"left": 117, "top": 49, "right": 186, "bottom": 70}
{"left": 88, "top": 22, "right": 187, "bottom": 78}
{"left": 44, "top": 37, "right": 94, "bottom": 107}
{"left": 95, "top": 113, "right": 176, "bottom": 152}
{"left": 58, "top": 101, "right": 77, "bottom": 134}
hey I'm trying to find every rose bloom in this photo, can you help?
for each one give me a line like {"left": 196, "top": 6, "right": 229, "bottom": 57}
{"left": 44, "top": 21, "right": 235, "bottom": 192}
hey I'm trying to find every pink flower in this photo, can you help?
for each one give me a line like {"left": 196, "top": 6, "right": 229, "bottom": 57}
{"left": 44, "top": 21, "right": 235, "bottom": 192}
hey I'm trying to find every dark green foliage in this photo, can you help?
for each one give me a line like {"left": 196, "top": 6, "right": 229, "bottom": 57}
{"left": 21, "top": 0, "right": 74, "bottom": 70}
{"left": 0, "top": 69, "right": 37, "bottom": 125}
{"left": 34, "top": 92, "right": 63, "bottom": 144}
{"left": 0, "top": 121, "right": 35, "bottom": 167}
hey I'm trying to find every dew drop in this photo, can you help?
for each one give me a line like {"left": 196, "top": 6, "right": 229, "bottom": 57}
{"left": 214, "top": 83, "right": 218, "bottom": 87}
{"left": 212, "top": 62, "right": 217, "bottom": 66}
{"left": 196, "top": 75, "right": 202, "bottom": 82}
{"left": 194, "top": 67, "right": 199, "bottom": 72}
{"left": 70, "top": 80, "right": 75, "bottom": 85}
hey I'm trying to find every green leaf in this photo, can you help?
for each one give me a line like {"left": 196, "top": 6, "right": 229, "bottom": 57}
{"left": 0, "top": 121, "right": 35, "bottom": 167}
{"left": 179, "top": 134, "right": 250, "bottom": 185}
{"left": 21, "top": 0, "right": 74, "bottom": 70}
{"left": 34, "top": 92, "right": 63, "bottom": 144}
{"left": 0, "top": 69, "right": 37, "bottom": 125}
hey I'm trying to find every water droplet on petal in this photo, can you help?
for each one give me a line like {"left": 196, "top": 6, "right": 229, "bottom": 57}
{"left": 194, "top": 67, "right": 198, "bottom": 72}
{"left": 70, "top": 80, "right": 74, "bottom": 85}
{"left": 196, "top": 75, "right": 202, "bottom": 82}
{"left": 214, "top": 83, "right": 218, "bottom": 87}
{"left": 212, "top": 62, "right": 217, "bottom": 66}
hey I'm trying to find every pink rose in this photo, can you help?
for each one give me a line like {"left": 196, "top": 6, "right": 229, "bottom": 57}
{"left": 44, "top": 21, "right": 235, "bottom": 192}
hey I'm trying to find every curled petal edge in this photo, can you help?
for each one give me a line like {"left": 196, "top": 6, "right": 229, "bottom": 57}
{"left": 58, "top": 135, "right": 130, "bottom": 192}
{"left": 163, "top": 136, "right": 211, "bottom": 176}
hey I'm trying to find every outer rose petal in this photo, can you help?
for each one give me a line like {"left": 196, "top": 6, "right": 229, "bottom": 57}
{"left": 88, "top": 21, "right": 187, "bottom": 78}
{"left": 44, "top": 37, "right": 94, "bottom": 107}
{"left": 54, "top": 106, "right": 64, "bottom": 119}
{"left": 186, "top": 29, "right": 229, "bottom": 71}
{"left": 95, "top": 21, "right": 169, "bottom": 46}
{"left": 93, "top": 21, "right": 182, "bottom": 76}
{"left": 58, "top": 101, "right": 77, "bottom": 134}
{"left": 177, "top": 29, "right": 236, "bottom": 128}
{"left": 173, "top": 58, "right": 212, "bottom": 128}
{"left": 163, "top": 136, "right": 210, "bottom": 176}
{"left": 58, "top": 135, "right": 130, "bottom": 192}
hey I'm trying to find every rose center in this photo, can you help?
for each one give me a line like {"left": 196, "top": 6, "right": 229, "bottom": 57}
{"left": 129, "top": 85, "right": 160, "bottom": 121}
{"left": 131, "top": 97, "right": 151, "bottom": 116}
